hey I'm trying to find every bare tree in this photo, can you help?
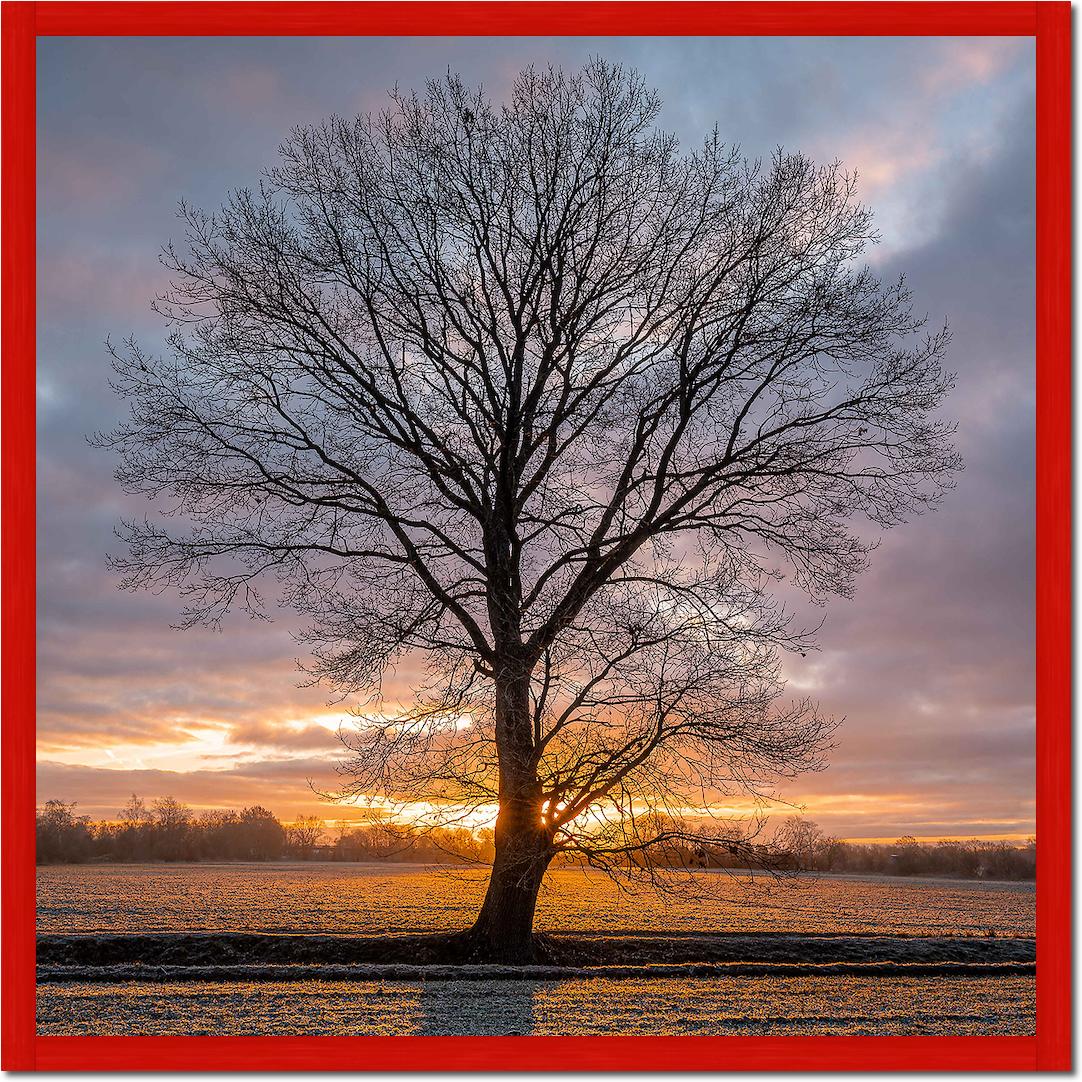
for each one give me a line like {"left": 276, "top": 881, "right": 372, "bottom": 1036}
{"left": 99, "top": 60, "right": 958, "bottom": 961}
{"left": 772, "top": 816, "right": 829, "bottom": 871}
{"left": 284, "top": 815, "right": 326, "bottom": 858}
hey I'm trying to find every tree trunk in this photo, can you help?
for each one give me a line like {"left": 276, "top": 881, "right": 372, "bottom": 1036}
{"left": 466, "top": 811, "right": 551, "bottom": 962}
{"left": 463, "top": 659, "right": 551, "bottom": 963}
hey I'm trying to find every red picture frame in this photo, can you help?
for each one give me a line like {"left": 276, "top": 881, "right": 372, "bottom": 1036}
{"left": 2, "top": 1, "right": 1070, "bottom": 1071}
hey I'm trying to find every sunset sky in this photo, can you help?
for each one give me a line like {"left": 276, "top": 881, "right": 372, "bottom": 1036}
{"left": 37, "top": 36, "right": 1035, "bottom": 840}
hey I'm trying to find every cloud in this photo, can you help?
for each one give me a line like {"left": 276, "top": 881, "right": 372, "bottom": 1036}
{"left": 37, "top": 757, "right": 344, "bottom": 820}
{"left": 228, "top": 719, "right": 344, "bottom": 752}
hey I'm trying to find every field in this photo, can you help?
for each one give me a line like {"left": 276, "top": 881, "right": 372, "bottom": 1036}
{"left": 36, "top": 862, "right": 1036, "bottom": 1036}
{"left": 37, "top": 861, "right": 1035, "bottom": 936}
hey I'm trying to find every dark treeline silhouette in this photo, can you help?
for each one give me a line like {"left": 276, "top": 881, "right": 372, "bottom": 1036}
{"left": 35, "top": 795, "right": 494, "bottom": 866}
{"left": 37, "top": 796, "right": 292, "bottom": 864}
{"left": 760, "top": 817, "right": 1036, "bottom": 881}
{"left": 37, "top": 799, "right": 1033, "bottom": 879}
{"left": 592, "top": 818, "right": 1035, "bottom": 882}
{"left": 333, "top": 823, "right": 495, "bottom": 865}
{"left": 808, "top": 834, "right": 1036, "bottom": 881}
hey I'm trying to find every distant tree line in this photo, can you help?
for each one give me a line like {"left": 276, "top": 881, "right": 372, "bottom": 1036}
{"left": 35, "top": 795, "right": 494, "bottom": 866}
{"left": 588, "top": 817, "right": 1035, "bottom": 882}
{"left": 37, "top": 796, "right": 300, "bottom": 864}
{"left": 332, "top": 823, "right": 495, "bottom": 865}
{"left": 759, "top": 818, "right": 1036, "bottom": 881}
{"left": 36, "top": 799, "right": 1034, "bottom": 880}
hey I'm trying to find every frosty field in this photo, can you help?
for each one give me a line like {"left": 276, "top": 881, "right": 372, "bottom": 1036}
{"left": 36, "top": 863, "right": 1036, "bottom": 1036}
{"left": 37, "top": 861, "right": 1035, "bottom": 936}
{"left": 40, "top": 975, "right": 1036, "bottom": 1037}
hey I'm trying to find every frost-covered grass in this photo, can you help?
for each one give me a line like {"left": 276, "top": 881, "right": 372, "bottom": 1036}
{"left": 36, "top": 975, "right": 1036, "bottom": 1036}
{"left": 36, "top": 863, "right": 1036, "bottom": 937}
{"left": 35, "top": 864, "right": 1036, "bottom": 1036}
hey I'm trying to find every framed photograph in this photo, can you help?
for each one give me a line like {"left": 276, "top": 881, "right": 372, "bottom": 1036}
{"left": 2, "top": 1, "right": 1070, "bottom": 1071}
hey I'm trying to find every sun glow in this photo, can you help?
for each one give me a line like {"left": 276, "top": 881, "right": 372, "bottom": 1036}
{"left": 37, "top": 708, "right": 1032, "bottom": 843}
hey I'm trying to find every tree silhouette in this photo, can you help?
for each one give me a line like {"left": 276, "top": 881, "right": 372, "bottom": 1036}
{"left": 284, "top": 815, "right": 325, "bottom": 858}
{"left": 99, "top": 60, "right": 958, "bottom": 961}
